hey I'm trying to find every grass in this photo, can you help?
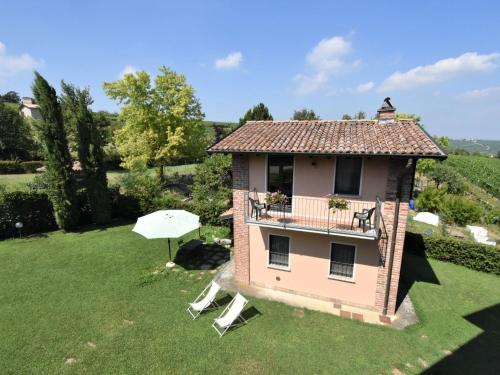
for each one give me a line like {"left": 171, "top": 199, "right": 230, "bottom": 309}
{"left": 0, "top": 224, "right": 499, "bottom": 374}
{"left": 0, "top": 164, "right": 198, "bottom": 192}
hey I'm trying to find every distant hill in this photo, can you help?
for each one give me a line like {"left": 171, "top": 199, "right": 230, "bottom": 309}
{"left": 449, "top": 139, "right": 500, "bottom": 155}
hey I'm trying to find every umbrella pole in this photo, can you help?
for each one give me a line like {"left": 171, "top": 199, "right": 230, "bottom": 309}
{"left": 165, "top": 238, "right": 176, "bottom": 268}
{"left": 198, "top": 226, "right": 201, "bottom": 239}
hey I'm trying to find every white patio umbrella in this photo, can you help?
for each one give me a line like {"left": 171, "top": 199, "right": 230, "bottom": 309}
{"left": 132, "top": 210, "right": 201, "bottom": 268}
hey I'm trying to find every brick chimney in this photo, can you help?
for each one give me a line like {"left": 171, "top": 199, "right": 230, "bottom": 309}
{"left": 377, "top": 97, "right": 396, "bottom": 122}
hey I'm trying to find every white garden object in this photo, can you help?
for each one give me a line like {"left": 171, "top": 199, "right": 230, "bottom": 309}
{"left": 466, "top": 225, "right": 496, "bottom": 246}
{"left": 212, "top": 293, "right": 248, "bottom": 337}
{"left": 187, "top": 281, "right": 221, "bottom": 319}
{"left": 414, "top": 212, "right": 440, "bottom": 227}
{"left": 132, "top": 210, "right": 201, "bottom": 267}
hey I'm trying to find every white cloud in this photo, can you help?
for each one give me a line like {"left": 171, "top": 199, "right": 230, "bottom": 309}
{"left": 306, "top": 36, "right": 352, "bottom": 72}
{"left": 215, "top": 52, "right": 243, "bottom": 70}
{"left": 353, "top": 81, "right": 374, "bottom": 93}
{"left": 462, "top": 86, "right": 500, "bottom": 98}
{"left": 293, "top": 72, "right": 329, "bottom": 95}
{"left": 378, "top": 52, "right": 500, "bottom": 92}
{"left": 0, "top": 41, "right": 41, "bottom": 77}
{"left": 120, "top": 65, "right": 139, "bottom": 78}
{"left": 294, "top": 36, "right": 360, "bottom": 94}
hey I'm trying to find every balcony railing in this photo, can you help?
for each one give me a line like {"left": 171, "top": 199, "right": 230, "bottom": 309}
{"left": 244, "top": 192, "right": 382, "bottom": 239}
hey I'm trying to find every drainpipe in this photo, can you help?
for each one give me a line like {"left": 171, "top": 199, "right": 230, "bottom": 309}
{"left": 383, "top": 158, "right": 414, "bottom": 316}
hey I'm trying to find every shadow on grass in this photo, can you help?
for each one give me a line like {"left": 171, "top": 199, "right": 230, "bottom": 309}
{"left": 70, "top": 218, "right": 136, "bottom": 234}
{"left": 397, "top": 236, "right": 441, "bottom": 310}
{"left": 241, "top": 306, "right": 262, "bottom": 322}
{"left": 423, "top": 303, "right": 500, "bottom": 374}
{"left": 174, "top": 242, "right": 230, "bottom": 271}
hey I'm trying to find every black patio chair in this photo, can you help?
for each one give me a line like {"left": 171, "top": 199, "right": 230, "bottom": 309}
{"left": 351, "top": 207, "right": 376, "bottom": 232}
{"left": 249, "top": 196, "right": 266, "bottom": 220}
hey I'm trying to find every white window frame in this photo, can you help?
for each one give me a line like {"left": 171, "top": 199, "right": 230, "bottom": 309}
{"left": 267, "top": 233, "right": 291, "bottom": 271}
{"left": 328, "top": 241, "right": 357, "bottom": 282}
{"left": 332, "top": 156, "right": 364, "bottom": 197}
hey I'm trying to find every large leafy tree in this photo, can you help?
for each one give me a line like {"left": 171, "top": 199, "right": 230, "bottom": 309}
{"left": 32, "top": 72, "right": 79, "bottom": 229}
{"left": 192, "top": 154, "right": 232, "bottom": 224}
{"left": 239, "top": 103, "right": 273, "bottom": 126}
{"left": 292, "top": 108, "right": 320, "bottom": 121}
{"left": 61, "top": 82, "right": 111, "bottom": 224}
{"left": 0, "top": 101, "right": 37, "bottom": 159}
{"left": 103, "top": 66, "right": 206, "bottom": 179}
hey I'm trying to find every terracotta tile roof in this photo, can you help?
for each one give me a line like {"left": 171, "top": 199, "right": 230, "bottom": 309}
{"left": 209, "top": 119, "right": 446, "bottom": 158}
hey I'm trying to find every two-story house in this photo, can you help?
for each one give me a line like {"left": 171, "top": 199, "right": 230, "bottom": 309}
{"left": 209, "top": 98, "right": 446, "bottom": 323}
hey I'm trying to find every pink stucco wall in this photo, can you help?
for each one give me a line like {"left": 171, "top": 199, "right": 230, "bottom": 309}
{"left": 249, "top": 154, "right": 389, "bottom": 202}
{"left": 248, "top": 226, "right": 381, "bottom": 309}
{"left": 246, "top": 154, "right": 391, "bottom": 309}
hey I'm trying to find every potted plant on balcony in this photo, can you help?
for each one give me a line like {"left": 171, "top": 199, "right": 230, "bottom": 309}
{"left": 327, "top": 194, "right": 349, "bottom": 213}
{"left": 265, "top": 191, "right": 288, "bottom": 210}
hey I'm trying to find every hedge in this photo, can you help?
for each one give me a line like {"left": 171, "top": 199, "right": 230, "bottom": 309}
{"left": 0, "top": 191, "right": 57, "bottom": 239}
{"left": 405, "top": 231, "right": 500, "bottom": 275}
{"left": 0, "top": 160, "right": 45, "bottom": 174}
{"left": 0, "top": 188, "right": 143, "bottom": 240}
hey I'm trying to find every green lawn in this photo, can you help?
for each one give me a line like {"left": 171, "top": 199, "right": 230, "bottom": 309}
{"left": 0, "top": 164, "right": 198, "bottom": 192}
{"left": 0, "top": 224, "right": 499, "bottom": 374}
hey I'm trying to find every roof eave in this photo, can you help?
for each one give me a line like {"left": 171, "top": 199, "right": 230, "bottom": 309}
{"left": 207, "top": 149, "right": 447, "bottom": 160}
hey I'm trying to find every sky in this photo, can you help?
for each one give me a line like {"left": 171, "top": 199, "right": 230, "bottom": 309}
{"left": 1, "top": 0, "right": 500, "bottom": 139}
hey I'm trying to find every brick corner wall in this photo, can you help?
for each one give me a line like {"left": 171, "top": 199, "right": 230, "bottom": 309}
{"left": 375, "top": 158, "right": 413, "bottom": 315}
{"left": 232, "top": 154, "right": 250, "bottom": 284}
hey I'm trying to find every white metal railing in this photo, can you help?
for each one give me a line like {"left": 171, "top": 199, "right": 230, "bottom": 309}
{"left": 245, "top": 192, "right": 382, "bottom": 239}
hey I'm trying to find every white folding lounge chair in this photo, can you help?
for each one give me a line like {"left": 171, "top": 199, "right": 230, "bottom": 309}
{"left": 212, "top": 293, "right": 248, "bottom": 337}
{"left": 187, "top": 281, "right": 221, "bottom": 319}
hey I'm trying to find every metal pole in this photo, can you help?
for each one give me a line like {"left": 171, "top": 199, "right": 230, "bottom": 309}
{"left": 168, "top": 238, "right": 172, "bottom": 261}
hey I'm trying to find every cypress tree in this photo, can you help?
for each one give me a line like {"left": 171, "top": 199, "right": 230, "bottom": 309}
{"left": 61, "top": 82, "right": 111, "bottom": 224}
{"left": 32, "top": 72, "right": 79, "bottom": 229}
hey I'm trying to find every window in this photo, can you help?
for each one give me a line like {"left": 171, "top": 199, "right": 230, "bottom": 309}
{"left": 334, "top": 157, "right": 362, "bottom": 196}
{"left": 329, "top": 243, "right": 355, "bottom": 279}
{"left": 268, "top": 235, "right": 290, "bottom": 268}
{"left": 267, "top": 155, "right": 294, "bottom": 199}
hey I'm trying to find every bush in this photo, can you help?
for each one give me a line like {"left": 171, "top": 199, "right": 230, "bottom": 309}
{"left": 20, "top": 161, "right": 45, "bottom": 173}
{"left": 440, "top": 195, "right": 482, "bottom": 226}
{"left": 0, "top": 160, "right": 45, "bottom": 174}
{"left": 430, "top": 163, "right": 467, "bottom": 194}
{"left": 415, "top": 186, "right": 446, "bottom": 212}
{"left": 0, "top": 191, "right": 57, "bottom": 239}
{"left": 405, "top": 231, "right": 499, "bottom": 274}
{"left": 0, "top": 160, "right": 23, "bottom": 174}
{"left": 192, "top": 154, "right": 232, "bottom": 225}
{"left": 485, "top": 208, "right": 500, "bottom": 225}
{"left": 119, "top": 168, "right": 163, "bottom": 214}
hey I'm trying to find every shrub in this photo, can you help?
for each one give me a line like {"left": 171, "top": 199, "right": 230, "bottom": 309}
{"left": 415, "top": 186, "right": 446, "bottom": 212}
{"left": 109, "top": 186, "right": 141, "bottom": 219}
{"left": 405, "top": 231, "right": 499, "bottom": 274}
{"left": 192, "top": 154, "right": 232, "bottom": 225}
{"left": 440, "top": 195, "right": 482, "bottom": 226}
{"left": 430, "top": 163, "right": 467, "bottom": 194}
{"left": 120, "top": 168, "right": 163, "bottom": 214}
{"left": 0, "top": 160, "right": 23, "bottom": 174}
{"left": 0, "top": 191, "right": 57, "bottom": 239}
{"left": 0, "top": 160, "right": 45, "bottom": 174}
{"left": 485, "top": 208, "right": 500, "bottom": 225}
{"left": 20, "top": 161, "right": 45, "bottom": 173}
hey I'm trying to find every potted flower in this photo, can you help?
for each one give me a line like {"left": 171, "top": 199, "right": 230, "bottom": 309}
{"left": 327, "top": 194, "right": 349, "bottom": 212}
{"left": 265, "top": 191, "right": 288, "bottom": 207}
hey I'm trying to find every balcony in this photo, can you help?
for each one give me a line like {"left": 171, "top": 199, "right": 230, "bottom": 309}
{"left": 244, "top": 192, "right": 383, "bottom": 240}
